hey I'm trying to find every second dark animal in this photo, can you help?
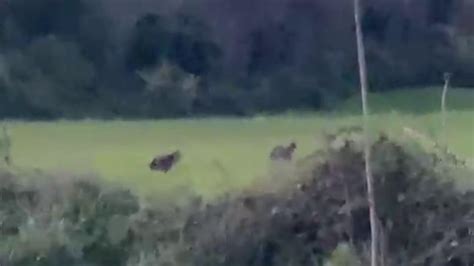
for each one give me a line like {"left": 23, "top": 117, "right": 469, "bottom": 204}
{"left": 270, "top": 142, "right": 297, "bottom": 161}
{"left": 149, "top": 150, "right": 181, "bottom": 172}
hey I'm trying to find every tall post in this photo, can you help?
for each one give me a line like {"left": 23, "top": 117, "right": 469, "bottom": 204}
{"left": 353, "top": 0, "right": 378, "bottom": 265}
{"left": 441, "top": 72, "right": 451, "bottom": 145}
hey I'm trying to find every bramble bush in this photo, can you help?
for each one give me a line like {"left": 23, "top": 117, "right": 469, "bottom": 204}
{"left": 0, "top": 130, "right": 473, "bottom": 266}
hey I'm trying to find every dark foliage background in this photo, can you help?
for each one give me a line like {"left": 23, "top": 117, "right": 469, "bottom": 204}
{"left": 0, "top": 0, "right": 473, "bottom": 119}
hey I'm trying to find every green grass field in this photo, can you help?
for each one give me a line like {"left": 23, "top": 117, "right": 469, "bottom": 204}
{"left": 3, "top": 88, "right": 474, "bottom": 199}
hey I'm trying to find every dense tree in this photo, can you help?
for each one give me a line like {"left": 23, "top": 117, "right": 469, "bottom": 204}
{"left": 0, "top": 0, "right": 472, "bottom": 118}
{"left": 7, "top": 0, "right": 85, "bottom": 40}
{"left": 246, "top": 22, "right": 294, "bottom": 76}
{"left": 4, "top": 36, "right": 95, "bottom": 118}
{"left": 167, "top": 32, "right": 220, "bottom": 75}
{"left": 125, "top": 14, "right": 168, "bottom": 71}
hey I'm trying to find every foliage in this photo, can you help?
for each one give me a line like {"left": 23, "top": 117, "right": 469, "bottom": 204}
{"left": 0, "top": 130, "right": 473, "bottom": 265}
{"left": 3, "top": 36, "right": 95, "bottom": 118}
{"left": 0, "top": 173, "right": 137, "bottom": 265}
{"left": 182, "top": 131, "right": 474, "bottom": 266}
{"left": 324, "top": 243, "right": 361, "bottom": 266}
{"left": 137, "top": 61, "right": 200, "bottom": 116}
{"left": 0, "top": 0, "right": 473, "bottom": 118}
{"left": 0, "top": 125, "right": 10, "bottom": 165}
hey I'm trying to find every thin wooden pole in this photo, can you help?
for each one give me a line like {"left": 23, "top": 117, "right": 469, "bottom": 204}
{"left": 353, "top": 0, "right": 378, "bottom": 265}
{"left": 441, "top": 72, "right": 451, "bottom": 144}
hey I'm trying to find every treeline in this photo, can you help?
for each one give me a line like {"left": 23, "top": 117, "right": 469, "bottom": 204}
{"left": 0, "top": 0, "right": 473, "bottom": 119}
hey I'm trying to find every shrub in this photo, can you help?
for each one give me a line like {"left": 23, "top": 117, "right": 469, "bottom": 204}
{"left": 183, "top": 130, "right": 474, "bottom": 266}
{"left": 0, "top": 130, "right": 473, "bottom": 266}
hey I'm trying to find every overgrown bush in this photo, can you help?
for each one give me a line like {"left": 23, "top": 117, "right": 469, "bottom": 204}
{"left": 0, "top": 130, "right": 473, "bottom": 265}
{"left": 183, "top": 130, "right": 474, "bottom": 266}
{"left": 0, "top": 173, "right": 137, "bottom": 265}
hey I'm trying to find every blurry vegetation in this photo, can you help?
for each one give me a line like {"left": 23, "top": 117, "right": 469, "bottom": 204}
{"left": 339, "top": 87, "right": 474, "bottom": 114}
{"left": 0, "top": 131, "right": 472, "bottom": 265}
{"left": 0, "top": 0, "right": 473, "bottom": 118}
{"left": 0, "top": 124, "right": 11, "bottom": 166}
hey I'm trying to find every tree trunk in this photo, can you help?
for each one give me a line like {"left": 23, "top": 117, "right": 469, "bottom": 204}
{"left": 353, "top": 0, "right": 378, "bottom": 265}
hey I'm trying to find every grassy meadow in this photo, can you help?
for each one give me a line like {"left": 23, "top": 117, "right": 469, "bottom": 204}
{"left": 3, "top": 88, "right": 474, "bottom": 199}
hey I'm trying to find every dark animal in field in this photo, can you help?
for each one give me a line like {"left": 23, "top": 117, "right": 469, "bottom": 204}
{"left": 270, "top": 142, "right": 297, "bottom": 161}
{"left": 149, "top": 150, "right": 181, "bottom": 172}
